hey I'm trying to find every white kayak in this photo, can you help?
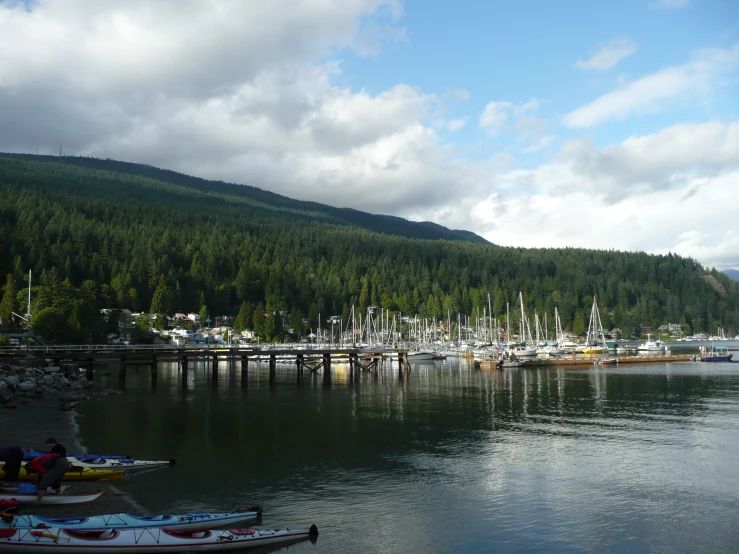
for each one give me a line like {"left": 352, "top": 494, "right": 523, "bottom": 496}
{"left": 0, "top": 525, "right": 318, "bottom": 553}
{"left": 66, "top": 458, "right": 174, "bottom": 473}
{"left": 0, "top": 491, "right": 103, "bottom": 506}
{"left": 2, "top": 510, "right": 263, "bottom": 532}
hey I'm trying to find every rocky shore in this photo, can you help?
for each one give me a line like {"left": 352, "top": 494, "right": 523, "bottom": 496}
{"left": 1, "top": 361, "right": 142, "bottom": 517}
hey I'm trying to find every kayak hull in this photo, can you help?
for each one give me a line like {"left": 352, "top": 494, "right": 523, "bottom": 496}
{"left": 2, "top": 511, "right": 261, "bottom": 532}
{"left": 0, "top": 526, "right": 317, "bottom": 552}
{"left": 0, "top": 491, "right": 103, "bottom": 506}
{"left": 0, "top": 467, "right": 124, "bottom": 482}
{"left": 65, "top": 459, "right": 171, "bottom": 473}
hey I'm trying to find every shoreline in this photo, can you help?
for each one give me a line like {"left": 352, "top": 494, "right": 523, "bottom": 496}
{"left": 2, "top": 386, "right": 143, "bottom": 517}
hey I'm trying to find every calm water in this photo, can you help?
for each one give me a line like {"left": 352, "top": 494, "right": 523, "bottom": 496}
{"left": 77, "top": 348, "right": 739, "bottom": 553}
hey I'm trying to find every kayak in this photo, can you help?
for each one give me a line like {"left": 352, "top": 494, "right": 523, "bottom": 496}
{"left": 0, "top": 525, "right": 318, "bottom": 552}
{"left": 0, "top": 466, "right": 124, "bottom": 482}
{"left": 23, "top": 451, "right": 132, "bottom": 461}
{"left": 21, "top": 452, "right": 174, "bottom": 473}
{"left": 64, "top": 458, "right": 174, "bottom": 473}
{"left": 0, "top": 491, "right": 103, "bottom": 506}
{"left": 2, "top": 509, "right": 263, "bottom": 532}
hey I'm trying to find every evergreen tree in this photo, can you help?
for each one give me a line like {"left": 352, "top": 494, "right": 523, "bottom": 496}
{"left": 0, "top": 274, "right": 17, "bottom": 327}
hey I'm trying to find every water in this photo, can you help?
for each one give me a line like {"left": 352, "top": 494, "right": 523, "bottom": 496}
{"left": 76, "top": 352, "right": 739, "bottom": 553}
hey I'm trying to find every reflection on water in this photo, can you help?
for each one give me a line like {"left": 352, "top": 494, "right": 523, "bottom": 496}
{"left": 77, "top": 356, "right": 739, "bottom": 553}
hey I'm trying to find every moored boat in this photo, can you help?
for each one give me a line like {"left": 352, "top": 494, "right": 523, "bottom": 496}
{"left": 699, "top": 345, "right": 733, "bottom": 362}
{"left": 0, "top": 525, "right": 318, "bottom": 552}
{"left": 0, "top": 491, "right": 103, "bottom": 506}
{"left": 1, "top": 510, "right": 263, "bottom": 532}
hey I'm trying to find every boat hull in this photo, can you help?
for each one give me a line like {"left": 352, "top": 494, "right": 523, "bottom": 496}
{"left": 0, "top": 491, "right": 103, "bottom": 506}
{"left": 65, "top": 459, "right": 172, "bottom": 473}
{"left": 2, "top": 511, "right": 261, "bottom": 532}
{"left": 0, "top": 526, "right": 317, "bottom": 553}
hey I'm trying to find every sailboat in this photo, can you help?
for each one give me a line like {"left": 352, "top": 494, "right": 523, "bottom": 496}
{"left": 509, "top": 292, "right": 537, "bottom": 357}
{"left": 539, "top": 308, "right": 565, "bottom": 355}
{"left": 581, "top": 296, "right": 607, "bottom": 354}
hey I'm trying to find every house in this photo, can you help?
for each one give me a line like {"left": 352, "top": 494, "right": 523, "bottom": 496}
{"left": 188, "top": 313, "right": 201, "bottom": 324}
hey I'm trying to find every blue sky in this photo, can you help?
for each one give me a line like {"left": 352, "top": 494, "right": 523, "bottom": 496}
{"left": 339, "top": 0, "right": 738, "bottom": 159}
{"left": 0, "top": 0, "right": 738, "bottom": 267}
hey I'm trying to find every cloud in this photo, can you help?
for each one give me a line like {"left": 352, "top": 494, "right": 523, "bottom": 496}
{"left": 0, "top": 0, "right": 495, "bottom": 213}
{"left": 575, "top": 37, "right": 638, "bottom": 71}
{"left": 479, "top": 101, "right": 512, "bottom": 136}
{"left": 654, "top": 0, "right": 689, "bottom": 8}
{"left": 479, "top": 99, "right": 549, "bottom": 147}
{"left": 564, "top": 44, "right": 739, "bottom": 127}
{"left": 407, "top": 120, "right": 739, "bottom": 269}
{"left": 447, "top": 118, "right": 468, "bottom": 132}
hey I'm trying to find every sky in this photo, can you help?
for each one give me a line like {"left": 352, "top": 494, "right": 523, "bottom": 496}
{"left": 1, "top": 0, "right": 738, "bottom": 269}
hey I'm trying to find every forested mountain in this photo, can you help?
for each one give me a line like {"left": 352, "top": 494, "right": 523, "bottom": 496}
{"left": 724, "top": 269, "right": 739, "bottom": 283}
{"left": 1, "top": 154, "right": 738, "bottom": 344}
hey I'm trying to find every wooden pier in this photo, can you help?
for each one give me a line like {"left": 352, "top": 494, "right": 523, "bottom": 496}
{"left": 475, "top": 353, "right": 694, "bottom": 370}
{"left": 0, "top": 345, "right": 413, "bottom": 389}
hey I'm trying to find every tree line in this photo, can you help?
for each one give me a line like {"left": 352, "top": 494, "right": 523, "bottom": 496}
{"left": 1, "top": 155, "right": 737, "bottom": 344}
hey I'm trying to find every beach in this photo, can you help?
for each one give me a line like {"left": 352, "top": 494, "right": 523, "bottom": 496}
{"left": 2, "top": 387, "right": 142, "bottom": 517}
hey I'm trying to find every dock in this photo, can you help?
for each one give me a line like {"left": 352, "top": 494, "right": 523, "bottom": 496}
{"left": 0, "top": 345, "right": 414, "bottom": 389}
{"left": 475, "top": 354, "right": 695, "bottom": 370}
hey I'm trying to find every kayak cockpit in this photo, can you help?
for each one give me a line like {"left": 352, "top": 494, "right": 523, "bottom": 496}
{"left": 61, "top": 529, "right": 119, "bottom": 540}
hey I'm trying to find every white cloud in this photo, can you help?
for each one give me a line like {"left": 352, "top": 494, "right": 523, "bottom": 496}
{"left": 479, "top": 98, "right": 549, "bottom": 147}
{"left": 655, "top": 0, "right": 690, "bottom": 8}
{"left": 447, "top": 118, "right": 468, "bottom": 132}
{"left": 479, "top": 101, "right": 513, "bottom": 136}
{"left": 575, "top": 37, "right": 638, "bottom": 71}
{"left": 565, "top": 44, "right": 739, "bottom": 127}
{"left": 409, "top": 120, "right": 739, "bottom": 269}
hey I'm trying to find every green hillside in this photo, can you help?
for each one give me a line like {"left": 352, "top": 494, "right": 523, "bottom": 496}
{"left": 0, "top": 154, "right": 737, "bottom": 343}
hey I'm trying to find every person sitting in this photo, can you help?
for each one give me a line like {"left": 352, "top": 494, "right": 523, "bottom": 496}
{"left": 24, "top": 452, "right": 69, "bottom": 504}
{"left": 0, "top": 446, "right": 24, "bottom": 484}
{"left": 45, "top": 438, "right": 66, "bottom": 458}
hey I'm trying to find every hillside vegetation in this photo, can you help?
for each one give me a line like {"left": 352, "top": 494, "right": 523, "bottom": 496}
{"left": 0, "top": 154, "right": 737, "bottom": 343}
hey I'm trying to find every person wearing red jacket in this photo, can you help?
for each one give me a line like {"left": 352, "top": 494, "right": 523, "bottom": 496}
{"left": 24, "top": 452, "right": 69, "bottom": 504}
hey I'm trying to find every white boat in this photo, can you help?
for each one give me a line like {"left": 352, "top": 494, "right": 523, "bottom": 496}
{"left": 1, "top": 510, "right": 262, "bottom": 532}
{"left": 0, "top": 491, "right": 103, "bottom": 506}
{"left": 0, "top": 525, "right": 318, "bottom": 553}
{"left": 67, "top": 458, "right": 174, "bottom": 473}
{"left": 637, "top": 334, "right": 665, "bottom": 352}
{"left": 406, "top": 351, "right": 436, "bottom": 361}
{"left": 0, "top": 486, "right": 70, "bottom": 495}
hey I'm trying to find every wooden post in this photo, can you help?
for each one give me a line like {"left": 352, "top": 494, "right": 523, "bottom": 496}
{"left": 118, "top": 358, "right": 126, "bottom": 389}
{"left": 212, "top": 354, "right": 218, "bottom": 386}
{"left": 150, "top": 356, "right": 157, "bottom": 389}
{"left": 269, "top": 354, "right": 277, "bottom": 386}
{"left": 322, "top": 353, "right": 331, "bottom": 387}
{"left": 297, "top": 353, "right": 304, "bottom": 383}
{"left": 181, "top": 356, "right": 188, "bottom": 387}
{"left": 86, "top": 358, "right": 94, "bottom": 381}
{"left": 241, "top": 356, "right": 248, "bottom": 388}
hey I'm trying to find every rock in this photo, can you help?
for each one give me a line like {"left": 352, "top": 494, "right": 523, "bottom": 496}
{"left": 59, "top": 403, "right": 73, "bottom": 411}
{"left": 60, "top": 377, "right": 70, "bottom": 387}
{"left": 103, "top": 389, "right": 123, "bottom": 395}
{"left": 0, "top": 381, "right": 6, "bottom": 392}
{"left": 42, "top": 374, "right": 56, "bottom": 384}
{"left": 2, "top": 375, "right": 19, "bottom": 387}
{"left": 18, "top": 381, "right": 36, "bottom": 392}
{"left": 61, "top": 394, "right": 81, "bottom": 403}
{"left": 44, "top": 366, "right": 60, "bottom": 374}
{"left": 5, "top": 401, "right": 18, "bottom": 409}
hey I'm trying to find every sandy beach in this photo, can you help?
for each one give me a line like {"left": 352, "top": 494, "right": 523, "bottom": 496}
{"left": 1, "top": 389, "right": 143, "bottom": 517}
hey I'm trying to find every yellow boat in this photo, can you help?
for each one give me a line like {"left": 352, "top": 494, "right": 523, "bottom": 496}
{"left": 581, "top": 347, "right": 604, "bottom": 354}
{"left": 1, "top": 463, "right": 124, "bottom": 481}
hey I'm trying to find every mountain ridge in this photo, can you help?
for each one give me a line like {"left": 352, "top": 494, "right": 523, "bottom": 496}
{"left": 0, "top": 153, "right": 489, "bottom": 245}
